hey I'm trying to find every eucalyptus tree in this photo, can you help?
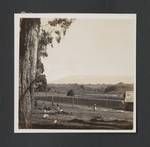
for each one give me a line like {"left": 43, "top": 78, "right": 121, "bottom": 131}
{"left": 19, "top": 18, "right": 73, "bottom": 128}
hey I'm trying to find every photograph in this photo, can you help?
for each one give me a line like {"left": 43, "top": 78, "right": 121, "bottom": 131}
{"left": 14, "top": 13, "right": 136, "bottom": 133}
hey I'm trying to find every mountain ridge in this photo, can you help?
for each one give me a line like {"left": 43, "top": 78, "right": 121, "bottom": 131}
{"left": 49, "top": 75, "right": 134, "bottom": 84}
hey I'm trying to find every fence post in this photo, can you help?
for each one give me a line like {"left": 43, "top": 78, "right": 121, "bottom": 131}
{"left": 52, "top": 96, "right": 54, "bottom": 106}
{"left": 72, "top": 96, "right": 74, "bottom": 108}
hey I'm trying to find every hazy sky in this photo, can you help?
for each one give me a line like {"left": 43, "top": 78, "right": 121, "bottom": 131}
{"left": 41, "top": 16, "right": 136, "bottom": 84}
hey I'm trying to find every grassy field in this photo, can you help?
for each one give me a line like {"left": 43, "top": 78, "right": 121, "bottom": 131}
{"left": 32, "top": 101, "right": 133, "bottom": 129}
{"left": 32, "top": 83, "right": 133, "bottom": 129}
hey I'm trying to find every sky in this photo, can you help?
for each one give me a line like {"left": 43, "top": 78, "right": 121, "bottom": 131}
{"left": 41, "top": 15, "right": 136, "bottom": 84}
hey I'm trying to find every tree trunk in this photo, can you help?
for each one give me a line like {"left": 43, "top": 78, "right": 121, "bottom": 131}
{"left": 19, "top": 19, "right": 40, "bottom": 128}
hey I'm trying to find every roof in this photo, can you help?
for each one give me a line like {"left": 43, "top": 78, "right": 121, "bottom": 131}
{"left": 125, "top": 91, "right": 134, "bottom": 102}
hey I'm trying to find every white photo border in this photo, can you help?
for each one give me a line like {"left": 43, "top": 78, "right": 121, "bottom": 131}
{"left": 14, "top": 13, "right": 136, "bottom": 133}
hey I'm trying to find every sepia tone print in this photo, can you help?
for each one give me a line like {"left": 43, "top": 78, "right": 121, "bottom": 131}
{"left": 14, "top": 14, "right": 136, "bottom": 133}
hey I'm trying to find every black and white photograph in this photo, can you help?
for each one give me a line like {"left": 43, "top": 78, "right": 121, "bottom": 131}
{"left": 14, "top": 13, "right": 136, "bottom": 133}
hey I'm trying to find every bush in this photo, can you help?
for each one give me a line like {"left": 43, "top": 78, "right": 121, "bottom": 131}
{"left": 67, "top": 89, "right": 75, "bottom": 96}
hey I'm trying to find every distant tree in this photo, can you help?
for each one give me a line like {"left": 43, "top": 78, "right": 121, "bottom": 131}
{"left": 104, "top": 83, "right": 133, "bottom": 93}
{"left": 67, "top": 89, "right": 75, "bottom": 96}
{"left": 80, "top": 85, "right": 85, "bottom": 90}
{"left": 104, "top": 85, "right": 116, "bottom": 93}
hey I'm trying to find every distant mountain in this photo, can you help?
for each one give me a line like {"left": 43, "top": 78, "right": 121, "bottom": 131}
{"left": 50, "top": 75, "right": 133, "bottom": 84}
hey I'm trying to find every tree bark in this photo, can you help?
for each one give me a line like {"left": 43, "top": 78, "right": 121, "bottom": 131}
{"left": 19, "top": 19, "right": 40, "bottom": 128}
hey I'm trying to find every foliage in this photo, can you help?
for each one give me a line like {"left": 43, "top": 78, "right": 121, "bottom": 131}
{"left": 80, "top": 85, "right": 85, "bottom": 90}
{"left": 67, "top": 89, "right": 75, "bottom": 96}
{"left": 104, "top": 83, "right": 133, "bottom": 93}
{"left": 35, "top": 18, "right": 73, "bottom": 91}
{"left": 104, "top": 85, "right": 117, "bottom": 93}
{"left": 36, "top": 58, "right": 44, "bottom": 75}
{"left": 37, "top": 18, "right": 73, "bottom": 58}
{"left": 35, "top": 74, "right": 47, "bottom": 92}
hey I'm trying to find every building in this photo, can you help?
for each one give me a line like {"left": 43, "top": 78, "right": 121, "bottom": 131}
{"left": 124, "top": 91, "right": 134, "bottom": 111}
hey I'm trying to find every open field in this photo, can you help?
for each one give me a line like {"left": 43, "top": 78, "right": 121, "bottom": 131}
{"left": 30, "top": 83, "right": 133, "bottom": 129}
{"left": 31, "top": 98, "right": 133, "bottom": 129}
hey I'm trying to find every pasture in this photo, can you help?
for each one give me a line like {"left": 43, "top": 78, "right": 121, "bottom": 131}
{"left": 31, "top": 92, "right": 133, "bottom": 129}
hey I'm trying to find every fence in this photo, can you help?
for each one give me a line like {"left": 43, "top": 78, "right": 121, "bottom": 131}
{"left": 34, "top": 93, "right": 125, "bottom": 110}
